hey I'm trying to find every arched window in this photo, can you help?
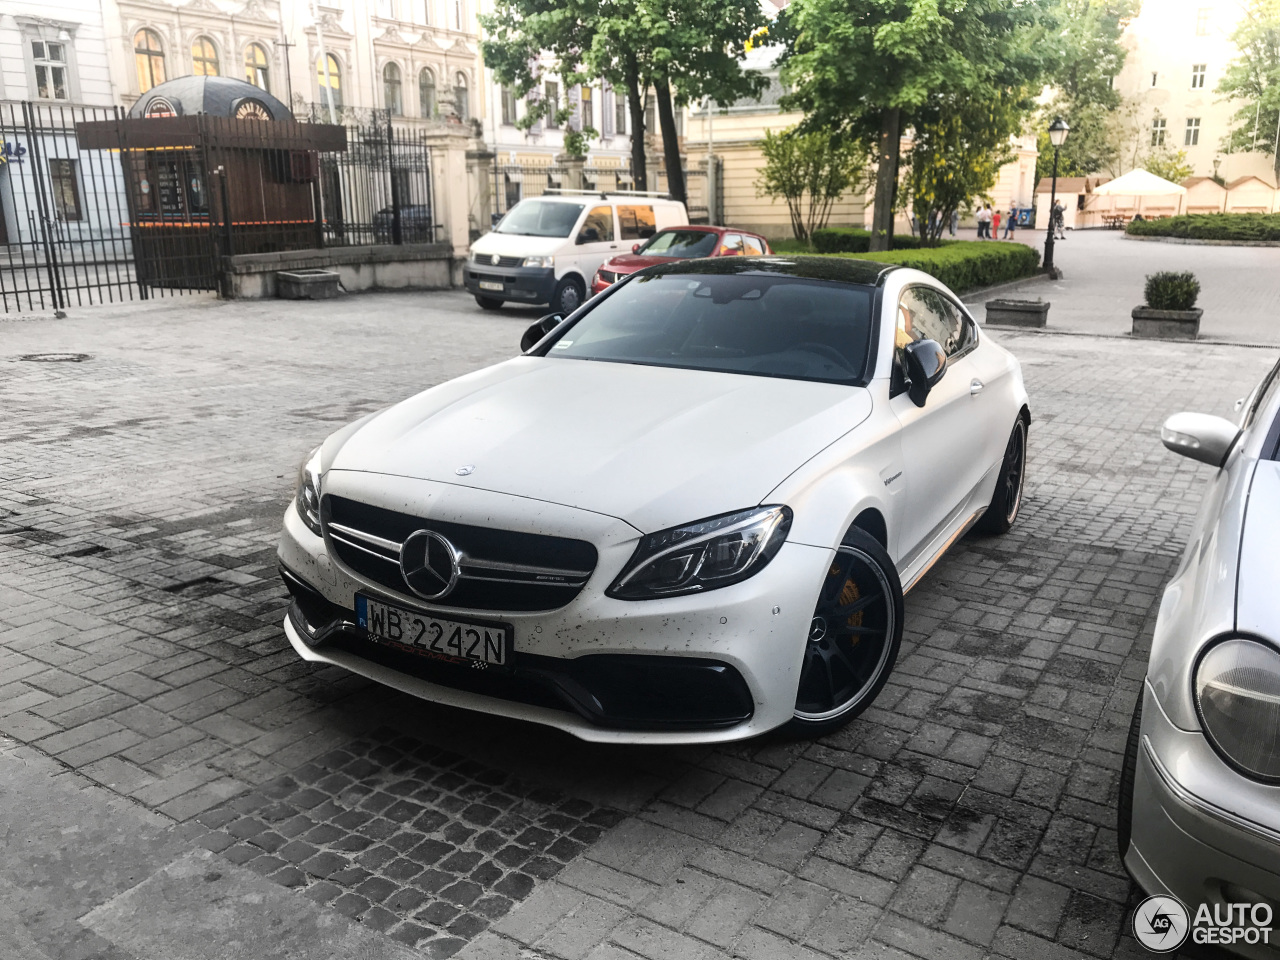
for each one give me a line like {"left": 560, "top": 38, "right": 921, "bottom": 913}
{"left": 191, "top": 36, "right": 219, "bottom": 76}
{"left": 418, "top": 67, "right": 435, "bottom": 118}
{"left": 383, "top": 62, "right": 402, "bottom": 115}
{"left": 317, "top": 53, "right": 342, "bottom": 109}
{"left": 454, "top": 71, "right": 468, "bottom": 121}
{"left": 134, "top": 29, "right": 166, "bottom": 93}
{"left": 244, "top": 43, "right": 270, "bottom": 91}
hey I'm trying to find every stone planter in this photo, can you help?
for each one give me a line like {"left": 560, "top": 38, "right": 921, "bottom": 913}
{"left": 1131, "top": 306, "right": 1202, "bottom": 340}
{"left": 276, "top": 269, "right": 341, "bottom": 300}
{"left": 984, "top": 298, "right": 1049, "bottom": 327}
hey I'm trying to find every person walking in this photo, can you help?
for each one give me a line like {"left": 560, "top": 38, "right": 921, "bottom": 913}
{"left": 1002, "top": 207, "right": 1017, "bottom": 239}
{"left": 992, "top": 209, "right": 1001, "bottom": 239}
{"left": 975, "top": 205, "right": 988, "bottom": 239}
{"left": 1052, "top": 200, "right": 1067, "bottom": 239}
{"left": 949, "top": 208, "right": 959, "bottom": 237}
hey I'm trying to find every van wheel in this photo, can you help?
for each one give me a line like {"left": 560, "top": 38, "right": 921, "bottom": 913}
{"left": 474, "top": 296, "right": 504, "bottom": 310}
{"left": 552, "top": 277, "right": 584, "bottom": 315}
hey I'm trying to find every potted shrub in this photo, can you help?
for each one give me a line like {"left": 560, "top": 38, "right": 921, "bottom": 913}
{"left": 1132, "top": 271, "right": 1202, "bottom": 339}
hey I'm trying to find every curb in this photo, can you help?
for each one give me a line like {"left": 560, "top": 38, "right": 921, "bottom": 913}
{"left": 1121, "top": 234, "right": 1280, "bottom": 248}
{"left": 961, "top": 273, "right": 1053, "bottom": 304}
{"left": 982, "top": 323, "right": 1280, "bottom": 350}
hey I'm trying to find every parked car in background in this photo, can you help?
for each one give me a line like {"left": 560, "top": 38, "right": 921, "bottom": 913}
{"left": 279, "top": 256, "right": 1029, "bottom": 744}
{"left": 465, "top": 193, "right": 688, "bottom": 314}
{"left": 372, "top": 204, "right": 434, "bottom": 244}
{"left": 1119, "top": 355, "right": 1280, "bottom": 957}
{"left": 590, "top": 226, "right": 772, "bottom": 296}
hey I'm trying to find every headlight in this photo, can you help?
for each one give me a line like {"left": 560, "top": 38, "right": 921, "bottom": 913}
{"left": 607, "top": 506, "right": 792, "bottom": 600}
{"left": 1195, "top": 637, "right": 1280, "bottom": 782}
{"left": 523, "top": 255, "right": 554, "bottom": 268}
{"left": 294, "top": 445, "right": 323, "bottom": 537}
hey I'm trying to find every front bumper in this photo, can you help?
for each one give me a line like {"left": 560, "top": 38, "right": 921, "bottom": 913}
{"left": 464, "top": 263, "right": 557, "bottom": 305}
{"left": 277, "top": 483, "right": 830, "bottom": 744}
{"left": 1127, "top": 683, "right": 1280, "bottom": 958}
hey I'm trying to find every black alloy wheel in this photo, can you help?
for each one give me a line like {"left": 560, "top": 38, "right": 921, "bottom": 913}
{"left": 552, "top": 276, "right": 584, "bottom": 315}
{"left": 474, "top": 295, "right": 504, "bottom": 310}
{"left": 788, "top": 527, "right": 903, "bottom": 737}
{"left": 977, "top": 417, "right": 1027, "bottom": 535}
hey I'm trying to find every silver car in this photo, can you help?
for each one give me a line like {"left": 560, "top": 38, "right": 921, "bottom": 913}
{"left": 1119, "top": 356, "right": 1280, "bottom": 956}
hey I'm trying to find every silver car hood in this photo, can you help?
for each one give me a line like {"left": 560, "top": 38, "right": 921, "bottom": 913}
{"left": 326, "top": 356, "right": 873, "bottom": 532}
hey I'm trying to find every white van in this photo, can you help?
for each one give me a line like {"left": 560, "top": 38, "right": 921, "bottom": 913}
{"left": 465, "top": 192, "right": 688, "bottom": 314}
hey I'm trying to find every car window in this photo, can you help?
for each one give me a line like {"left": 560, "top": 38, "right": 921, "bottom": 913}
{"left": 579, "top": 205, "right": 615, "bottom": 243}
{"left": 719, "top": 234, "right": 746, "bottom": 256}
{"left": 896, "top": 287, "right": 962, "bottom": 361}
{"left": 742, "top": 236, "right": 766, "bottom": 256}
{"left": 638, "top": 230, "right": 719, "bottom": 257}
{"left": 545, "top": 273, "right": 875, "bottom": 385}
{"left": 935, "top": 293, "right": 977, "bottom": 355}
{"left": 494, "top": 199, "right": 584, "bottom": 238}
{"left": 1241, "top": 357, "right": 1280, "bottom": 432}
{"left": 619, "top": 205, "right": 656, "bottom": 241}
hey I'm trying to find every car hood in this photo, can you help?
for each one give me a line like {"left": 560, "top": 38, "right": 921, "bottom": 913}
{"left": 327, "top": 358, "right": 873, "bottom": 533}
{"left": 469, "top": 232, "right": 564, "bottom": 260}
{"left": 604, "top": 253, "right": 682, "bottom": 273}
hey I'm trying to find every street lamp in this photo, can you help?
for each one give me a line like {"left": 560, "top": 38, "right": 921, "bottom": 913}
{"left": 1043, "top": 117, "right": 1069, "bottom": 278}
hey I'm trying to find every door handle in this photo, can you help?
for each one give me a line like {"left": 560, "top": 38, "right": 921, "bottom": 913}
{"left": 970, "top": 379, "right": 984, "bottom": 396}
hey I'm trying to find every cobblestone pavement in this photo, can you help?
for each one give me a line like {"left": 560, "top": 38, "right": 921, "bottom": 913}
{"left": 1, "top": 290, "right": 1276, "bottom": 960}
{"left": 961, "top": 228, "right": 1280, "bottom": 345}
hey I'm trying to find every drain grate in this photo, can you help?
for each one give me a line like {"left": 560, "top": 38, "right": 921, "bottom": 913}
{"left": 19, "top": 353, "right": 90, "bottom": 362}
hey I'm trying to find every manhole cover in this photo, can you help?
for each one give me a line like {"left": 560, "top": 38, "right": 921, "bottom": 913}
{"left": 19, "top": 353, "right": 90, "bottom": 362}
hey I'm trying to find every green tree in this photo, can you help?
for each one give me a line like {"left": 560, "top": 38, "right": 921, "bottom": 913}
{"left": 1033, "top": 0, "right": 1139, "bottom": 182}
{"left": 755, "top": 128, "right": 872, "bottom": 241}
{"left": 1142, "top": 147, "right": 1195, "bottom": 183}
{"left": 1217, "top": 0, "right": 1280, "bottom": 179}
{"left": 908, "top": 88, "right": 1029, "bottom": 245}
{"left": 777, "top": 0, "right": 1050, "bottom": 251}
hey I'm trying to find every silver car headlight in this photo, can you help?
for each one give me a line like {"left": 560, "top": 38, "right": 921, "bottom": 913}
{"left": 1195, "top": 637, "right": 1280, "bottom": 782}
{"left": 607, "top": 506, "right": 792, "bottom": 600}
{"left": 294, "top": 445, "right": 323, "bottom": 537}
{"left": 523, "top": 255, "right": 554, "bottom": 268}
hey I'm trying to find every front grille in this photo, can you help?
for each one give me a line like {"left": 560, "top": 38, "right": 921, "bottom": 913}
{"left": 472, "top": 254, "right": 523, "bottom": 268}
{"left": 324, "top": 495, "right": 597, "bottom": 612}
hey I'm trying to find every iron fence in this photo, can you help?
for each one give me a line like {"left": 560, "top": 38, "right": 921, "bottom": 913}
{"left": 0, "top": 101, "right": 148, "bottom": 312}
{"left": 319, "top": 122, "right": 435, "bottom": 247}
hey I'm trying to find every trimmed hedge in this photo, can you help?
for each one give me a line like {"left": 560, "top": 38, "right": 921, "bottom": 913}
{"left": 832, "top": 241, "right": 1041, "bottom": 293}
{"left": 1126, "top": 212, "right": 1280, "bottom": 242}
{"left": 811, "top": 227, "right": 942, "bottom": 253}
{"left": 1145, "top": 271, "right": 1200, "bottom": 310}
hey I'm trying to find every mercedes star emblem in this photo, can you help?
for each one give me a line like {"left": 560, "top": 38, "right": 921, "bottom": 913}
{"left": 455, "top": 464, "right": 475, "bottom": 476}
{"left": 399, "top": 529, "right": 461, "bottom": 600}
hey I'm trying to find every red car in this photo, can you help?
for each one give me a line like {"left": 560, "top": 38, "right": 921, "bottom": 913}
{"left": 590, "top": 225, "right": 773, "bottom": 296}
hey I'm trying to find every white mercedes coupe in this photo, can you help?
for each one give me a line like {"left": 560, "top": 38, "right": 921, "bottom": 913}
{"left": 278, "top": 257, "right": 1030, "bottom": 743}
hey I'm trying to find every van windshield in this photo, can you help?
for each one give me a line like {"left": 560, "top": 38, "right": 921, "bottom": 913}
{"left": 493, "top": 200, "right": 585, "bottom": 238}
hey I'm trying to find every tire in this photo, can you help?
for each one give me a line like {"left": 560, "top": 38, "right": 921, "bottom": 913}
{"left": 1117, "top": 694, "right": 1143, "bottom": 865}
{"left": 551, "top": 276, "right": 585, "bottom": 315}
{"left": 976, "top": 416, "right": 1028, "bottom": 535}
{"left": 786, "top": 527, "right": 904, "bottom": 738}
{"left": 474, "top": 296, "right": 504, "bottom": 311}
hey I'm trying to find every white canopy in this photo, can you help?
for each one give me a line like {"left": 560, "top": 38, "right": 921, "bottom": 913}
{"left": 1092, "top": 169, "right": 1187, "bottom": 196}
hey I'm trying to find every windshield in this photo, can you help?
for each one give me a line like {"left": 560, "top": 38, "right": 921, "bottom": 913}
{"left": 494, "top": 200, "right": 585, "bottom": 238}
{"left": 638, "top": 230, "right": 719, "bottom": 258}
{"left": 546, "top": 272, "right": 874, "bottom": 384}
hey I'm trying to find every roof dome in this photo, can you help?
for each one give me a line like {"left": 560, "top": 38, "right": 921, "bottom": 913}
{"left": 128, "top": 76, "right": 293, "bottom": 121}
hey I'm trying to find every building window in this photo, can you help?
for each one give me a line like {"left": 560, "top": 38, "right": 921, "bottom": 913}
{"left": 419, "top": 68, "right": 436, "bottom": 117}
{"left": 49, "top": 159, "right": 82, "bottom": 221}
{"left": 134, "top": 29, "right": 166, "bottom": 94}
{"left": 615, "top": 90, "right": 627, "bottom": 135}
{"left": 501, "top": 86, "right": 517, "bottom": 125}
{"left": 1150, "top": 71, "right": 1158, "bottom": 87}
{"left": 453, "top": 0, "right": 464, "bottom": 30}
{"left": 191, "top": 36, "right": 219, "bottom": 76}
{"left": 544, "top": 81, "right": 559, "bottom": 128}
{"left": 317, "top": 53, "right": 342, "bottom": 109}
{"left": 32, "top": 40, "right": 70, "bottom": 101}
{"left": 423, "top": 0, "right": 431, "bottom": 23}
{"left": 383, "top": 61, "right": 402, "bottom": 114}
{"left": 1191, "top": 64, "right": 1206, "bottom": 88}
{"left": 454, "top": 71, "right": 468, "bottom": 121}
{"left": 1185, "top": 117, "right": 1201, "bottom": 146}
{"left": 580, "top": 85, "right": 593, "bottom": 130}
{"left": 244, "top": 43, "right": 270, "bottom": 91}
{"left": 1151, "top": 116, "right": 1166, "bottom": 146}
{"left": 1195, "top": 7, "right": 1210, "bottom": 35}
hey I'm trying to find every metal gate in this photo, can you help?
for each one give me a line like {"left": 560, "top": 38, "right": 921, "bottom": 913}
{"left": 0, "top": 101, "right": 218, "bottom": 313}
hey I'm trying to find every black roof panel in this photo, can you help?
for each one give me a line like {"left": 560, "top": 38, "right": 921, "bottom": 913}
{"left": 638, "top": 255, "right": 900, "bottom": 286}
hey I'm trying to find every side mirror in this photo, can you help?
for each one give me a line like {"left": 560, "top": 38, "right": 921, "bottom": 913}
{"left": 1161, "top": 412, "right": 1239, "bottom": 467}
{"left": 520, "top": 313, "right": 564, "bottom": 352}
{"left": 631, "top": 243, "right": 640, "bottom": 254}
{"left": 903, "top": 339, "right": 947, "bottom": 407}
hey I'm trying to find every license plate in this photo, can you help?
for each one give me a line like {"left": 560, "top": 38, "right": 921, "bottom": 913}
{"left": 355, "top": 595, "right": 510, "bottom": 669}
{"left": 478, "top": 280, "right": 503, "bottom": 292}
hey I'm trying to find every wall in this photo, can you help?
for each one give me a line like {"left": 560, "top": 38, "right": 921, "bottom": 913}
{"left": 1, "top": 0, "right": 117, "bottom": 105}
